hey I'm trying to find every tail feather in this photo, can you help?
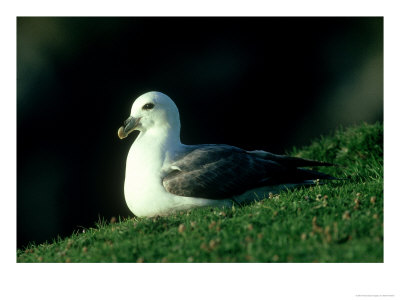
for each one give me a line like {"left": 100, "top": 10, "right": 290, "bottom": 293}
{"left": 247, "top": 150, "right": 335, "bottom": 168}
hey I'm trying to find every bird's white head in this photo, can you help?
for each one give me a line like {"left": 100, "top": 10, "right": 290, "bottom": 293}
{"left": 118, "top": 91, "right": 181, "bottom": 140}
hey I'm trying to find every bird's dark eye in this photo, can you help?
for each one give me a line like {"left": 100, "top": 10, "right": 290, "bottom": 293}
{"left": 142, "top": 103, "right": 155, "bottom": 110}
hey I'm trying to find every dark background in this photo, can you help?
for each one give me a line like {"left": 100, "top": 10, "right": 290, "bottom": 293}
{"left": 17, "top": 17, "right": 383, "bottom": 249}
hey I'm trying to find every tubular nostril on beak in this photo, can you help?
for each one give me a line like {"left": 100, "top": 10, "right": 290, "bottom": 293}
{"left": 124, "top": 117, "right": 132, "bottom": 126}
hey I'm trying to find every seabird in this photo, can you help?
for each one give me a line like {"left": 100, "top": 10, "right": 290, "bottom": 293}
{"left": 118, "top": 91, "right": 336, "bottom": 217}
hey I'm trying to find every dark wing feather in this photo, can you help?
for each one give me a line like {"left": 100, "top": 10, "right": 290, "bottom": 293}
{"left": 163, "top": 145, "right": 336, "bottom": 199}
{"left": 247, "top": 150, "right": 335, "bottom": 167}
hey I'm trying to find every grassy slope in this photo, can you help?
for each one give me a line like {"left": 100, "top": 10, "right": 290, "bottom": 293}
{"left": 17, "top": 122, "right": 383, "bottom": 263}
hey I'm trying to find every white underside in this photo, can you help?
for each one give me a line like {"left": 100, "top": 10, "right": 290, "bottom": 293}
{"left": 125, "top": 172, "right": 307, "bottom": 217}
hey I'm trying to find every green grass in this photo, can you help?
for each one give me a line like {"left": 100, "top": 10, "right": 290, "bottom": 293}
{"left": 17, "top": 122, "right": 383, "bottom": 263}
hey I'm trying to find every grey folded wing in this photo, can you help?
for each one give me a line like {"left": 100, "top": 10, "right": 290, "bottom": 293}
{"left": 162, "top": 145, "right": 335, "bottom": 200}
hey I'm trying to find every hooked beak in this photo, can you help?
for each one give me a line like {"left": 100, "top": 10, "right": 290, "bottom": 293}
{"left": 117, "top": 116, "right": 141, "bottom": 139}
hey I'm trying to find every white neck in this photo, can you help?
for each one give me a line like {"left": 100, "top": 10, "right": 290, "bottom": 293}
{"left": 127, "top": 124, "right": 182, "bottom": 176}
{"left": 137, "top": 124, "right": 181, "bottom": 149}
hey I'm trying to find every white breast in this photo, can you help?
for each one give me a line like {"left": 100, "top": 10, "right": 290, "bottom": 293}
{"left": 124, "top": 134, "right": 170, "bottom": 216}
